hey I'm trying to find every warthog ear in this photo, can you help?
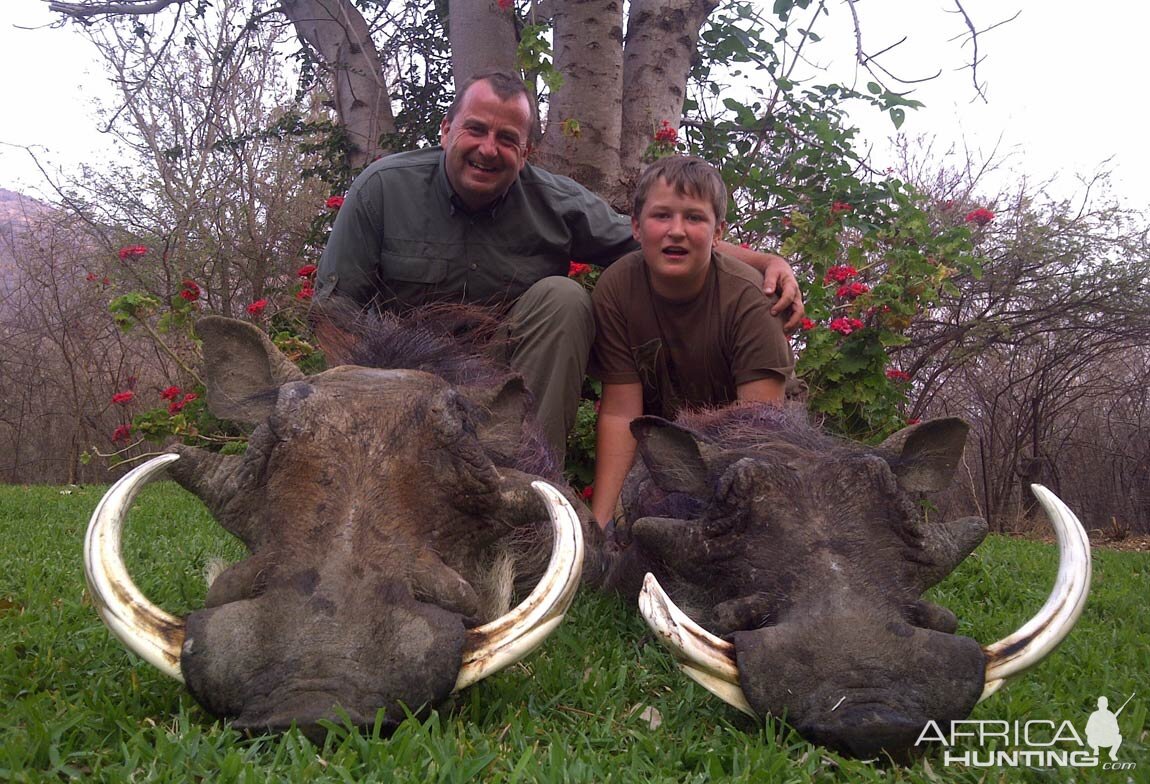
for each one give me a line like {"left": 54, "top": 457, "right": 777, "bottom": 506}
{"left": 880, "top": 417, "right": 969, "bottom": 493}
{"left": 465, "top": 375, "right": 530, "bottom": 453}
{"left": 196, "top": 316, "right": 305, "bottom": 424}
{"left": 631, "top": 417, "right": 715, "bottom": 499}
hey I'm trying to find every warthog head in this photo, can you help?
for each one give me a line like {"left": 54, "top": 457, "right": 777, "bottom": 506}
{"left": 85, "top": 314, "right": 590, "bottom": 737}
{"left": 613, "top": 405, "right": 1089, "bottom": 760}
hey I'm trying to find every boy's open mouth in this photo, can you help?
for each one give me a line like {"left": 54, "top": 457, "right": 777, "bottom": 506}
{"left": 662, "top": 246, "right": 688, "bottom": 256}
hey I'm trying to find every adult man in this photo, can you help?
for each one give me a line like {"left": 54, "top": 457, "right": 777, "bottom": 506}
{"left": 317, "top": 70, "right": 803, "bottom": 459}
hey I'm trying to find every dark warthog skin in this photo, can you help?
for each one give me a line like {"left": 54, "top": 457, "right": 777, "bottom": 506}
{"left": 167, "top": 310, "right": 606, "bottom": 737}
{"left": 602, "top": 404, "right": 989, "bottom": 760}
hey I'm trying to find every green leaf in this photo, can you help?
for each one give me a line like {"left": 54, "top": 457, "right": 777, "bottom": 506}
{"left": 889, "top": 107, "right": 906, "bottom": 129}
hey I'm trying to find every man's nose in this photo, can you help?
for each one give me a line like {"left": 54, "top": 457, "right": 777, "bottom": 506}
{"left": 477, "top": 132, "right": 499, "bottom": 157}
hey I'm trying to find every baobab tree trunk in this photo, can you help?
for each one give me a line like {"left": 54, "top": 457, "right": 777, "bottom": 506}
{"left": 278, "top": 0, "right": 396, "bottom": 170}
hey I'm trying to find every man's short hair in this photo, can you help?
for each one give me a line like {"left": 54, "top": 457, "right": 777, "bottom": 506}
{"left": 447, "top": 70, "right": 535, "bottom": 132}
{"left": 633, "top": 155, "right": 728, "bottom": 222}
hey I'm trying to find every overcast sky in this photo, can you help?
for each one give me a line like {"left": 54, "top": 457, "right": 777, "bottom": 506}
{"left": 1, "top": 1, "right": 1147, "bottom": 210}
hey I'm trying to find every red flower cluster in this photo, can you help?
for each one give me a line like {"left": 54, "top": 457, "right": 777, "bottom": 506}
{"left": 965, "top": 207, "right": 995, "bottom": 226}
{"left": 118, "top": 245, "right": 148, "bottom": 261}
{"left": 497, "top": 0, "right": 513, "bottom": 9}
{"left": 568, "top": 261, "right": 591, "bottom": 277}
{"left": 580, "top": 484, "right": 594, "bottom": 501}
{"left": 296, "top": 284, "right": 314, "bottom": 301}
{"left": 168, "top": 392, "right": 198, "bottom": 415}
{"left": 823, "top": 265, "right": 858, "bottom": 284}
{"left": 653, "top": 120, "right": 678, "bottom": 144}
{"left": 111, "top": 390, "right": 134, "bottom": 405}
{"left": 179, "top": 279, "right": 201, "bottom": 302}
{"left": 836, "top": 282, "right": 869, "bottom": 299}
{"left": 247, "top": 298, "right": 268, "bottom": 316}
{"left": 831, "top": 201, "right": 853, "bottom": 215}
{"left": 325, "top": 195, "right": 345, "bottom": 210}
{"left": 885, "top": 369, "right": 911, "bottom": 382}
{"left": 800, "top": 318, "right": 816, "bottom": 331}
{"left": 160, "top": 385, "right": 181, "bottom": 401}
{"left": 828, "top": 317, "right": 864, "bottom": 336}
{"left": 297, "top": 264, "right": 317, "bottom": 278}
{"left": 907, "top": 417, "right": 921, "bottom": 426}
{"left": 111, "top": 424, "right": 132, "bottom": 443}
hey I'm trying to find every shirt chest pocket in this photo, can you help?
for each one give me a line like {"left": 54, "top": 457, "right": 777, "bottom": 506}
{"left": 379, "top": 251, "right": 449, "bottom": 284}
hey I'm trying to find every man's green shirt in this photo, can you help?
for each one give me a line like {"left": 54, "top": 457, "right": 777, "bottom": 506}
{"left": 317, "top": 147, "right": 636, "bottom": 310}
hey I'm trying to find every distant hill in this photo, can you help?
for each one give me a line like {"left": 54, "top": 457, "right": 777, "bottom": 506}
{"left": 0, "top": 187, "right": 51, "bottom": 236}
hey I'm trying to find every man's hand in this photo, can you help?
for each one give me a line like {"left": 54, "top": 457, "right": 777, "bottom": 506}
{"left": 761, "top": 253, "right": 805, "bottom": 332}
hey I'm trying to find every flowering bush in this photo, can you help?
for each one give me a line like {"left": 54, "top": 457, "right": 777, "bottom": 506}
{"left": 117, "top": 245, "right": 148, "bottom": 261}
{"left": 965, "top": 207, "right": 995, "bottom": 226}
{"left": 246, "top": 298, "right": 268, "bottom": 317}
{"left": 111, "top": 390, "right": 134, "bottom": 405}
{"left": 885, "top": 369, "right": 911, "bottom": 382}
{"left": 567, "top": 262, "right": 591, "bottom": 277}
{"left": 160, "top": 385, "right": 181, "bottom": 400}
{"left": 828, "top": 317, "right": 864, "bottom": 336}
{"left": 325, "top": 195, "right": 345, "bottom": 210}
{"left": 835, "top": 282, "right": 869, "bottom": 299}
{"left": 111, "top": 424, "right": 132, "bottom": 444}
{"left": 823, "top": 265, "right": 858, "bottom": 284}
{"left": 644, "top": 120, "right": 681, "bottom": 161}
{"left": 830, "top": 201, "right": 853, "bottom": 215}
{"left": 179, "top": 279, "right": 201, "bottom": 302}
{"left": 297, "top": 264, "right": 317, "bottom": 277}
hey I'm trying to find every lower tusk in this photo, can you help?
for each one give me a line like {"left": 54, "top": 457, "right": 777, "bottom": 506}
{"left": 980, "top": 484, "right": 1091, "bottom": 701}
{"left": 639, "top": 573, "right": 756, "bottom": 718}
{"left": 85, "top": 453, "right": 186, "bottom": 681}
{"left": 453, "top": 480, "right": 584, "bottom": 691}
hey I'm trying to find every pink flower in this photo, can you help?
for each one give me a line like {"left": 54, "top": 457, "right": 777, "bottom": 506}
{"left": 168, "top": 392, "right": 198, "bottom": 415}
{"left": 117, "top": 244, "right": 148, "bottom": 261}
{"left": 831, "top": 201, "right": 853, "bottom": 215}
{"left": 246, "top": 298, "right": 268, "bottom": 316}
{"left": 836, "top": 282, "right": 870, "bottom": 299}
{"left": 568, "top": 261, "right": 591, "bottom": 277}
{"left": 823, "top": 265, "right": 858, "bottom": 284}
{"left": 800, "top": 318, "right": 816, "bottom": 331}
{"left": 111, "top": 390, "right": 134, "bottom": 405}
{"left": 297, "top": 264, "right": 317, "bottom": 278}
{"left": 86, "top": 272, "right": 97, "bottom": 282}
{"left": 965, "top": 208, "right": 995, "bottom": 226}
{"left": 653, "top": 120, "right": 678, "bottom": 144}
{"left": 325, "top": 195, "right": 345, "bottom": 210}
{"left": 828, "top": 317, "right": 865, "bottom": 336}
{"left": 111, "top": 424, "right": 132, "bottom": 443}
{"left": 160, "top": 385, "right": 181, "bottom": 400}
{"left": 179, "top": 279, "right": 200, "bottom": 302}
{"left": 886, "top": 369, "right": 911, "bottom": 382}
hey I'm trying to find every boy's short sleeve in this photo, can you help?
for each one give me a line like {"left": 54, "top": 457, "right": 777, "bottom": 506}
{"left": 588, "top": 253, "right": 642, "bottom": 384}
{"left": 727, "top": 284, "right": 795, "bottom": 386}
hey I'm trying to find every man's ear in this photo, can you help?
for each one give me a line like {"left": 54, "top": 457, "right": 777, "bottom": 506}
{"left": 439, "top": 116, "right": 451, "bottom": 146}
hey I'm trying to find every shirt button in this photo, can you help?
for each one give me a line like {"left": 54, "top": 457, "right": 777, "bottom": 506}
{"left": 469, "top": 263, "right": 477, "bottom": 270}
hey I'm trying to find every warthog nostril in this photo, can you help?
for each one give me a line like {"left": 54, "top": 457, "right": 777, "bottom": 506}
{"left": 799, "top": 705, "right": 924, "bottom": 760}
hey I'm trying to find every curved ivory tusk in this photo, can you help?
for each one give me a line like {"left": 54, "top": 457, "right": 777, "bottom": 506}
{"left": 979, "top": 484, "right": 1091, "bottom": 702}
{"left": 453, "top": 480, "right": 584, "bottom": 691}
{"left": 638, "top": 572, "right": 756, "bottom": 717}
{"left": 85, "top": 453, "right": 186, "bottom": 681}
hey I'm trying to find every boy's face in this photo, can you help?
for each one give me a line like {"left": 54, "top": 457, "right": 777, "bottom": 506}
{"left": 632, "top": 178, "right": 725, "bottom": 294}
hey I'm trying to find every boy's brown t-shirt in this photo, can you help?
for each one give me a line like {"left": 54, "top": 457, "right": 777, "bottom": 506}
{"left": 588, "top": 249, "right": 794, "bottom": 419}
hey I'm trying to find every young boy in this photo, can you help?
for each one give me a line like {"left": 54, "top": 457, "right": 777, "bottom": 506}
{"left": 587, "top": 155, "right": 793, "bottom": 528}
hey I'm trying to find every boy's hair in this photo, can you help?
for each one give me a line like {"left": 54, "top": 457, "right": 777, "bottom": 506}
{"left": 446, "top": 69, "right": 536, "bottom": 132}
{"left": 632, "top": 155, "right": 727, "bottom": 222}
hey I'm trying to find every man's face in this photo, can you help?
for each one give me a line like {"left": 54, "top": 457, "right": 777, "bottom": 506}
{"left": 632, "top": 178, "right": 724, "bottom": 296}
{"left": 440, "top": 80, "right": 532, "bottom": 211}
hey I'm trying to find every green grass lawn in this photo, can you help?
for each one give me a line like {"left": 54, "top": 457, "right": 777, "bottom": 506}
{"left": 1, "top": 481, "right": 1146, "bottom": 782}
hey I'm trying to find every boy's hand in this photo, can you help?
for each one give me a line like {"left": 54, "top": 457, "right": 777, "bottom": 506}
{"left": 761, "top": 254, "right": 805, "bottom": 333}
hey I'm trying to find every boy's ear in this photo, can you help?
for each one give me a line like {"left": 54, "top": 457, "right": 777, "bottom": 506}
{"left": 714, "top": 220, "right": 727, "bottom": 243}
{"left": 631, "top": 215, "right": 642, "bottom": 241}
